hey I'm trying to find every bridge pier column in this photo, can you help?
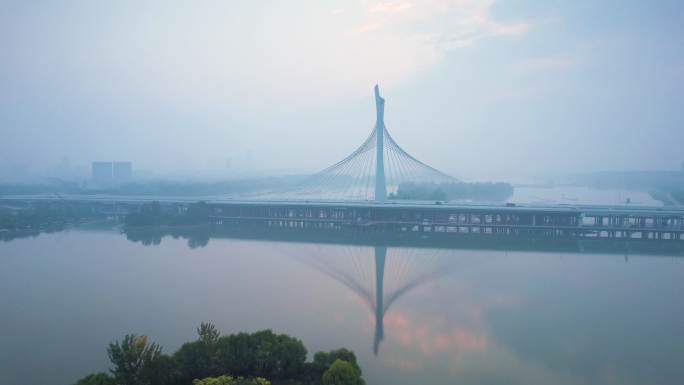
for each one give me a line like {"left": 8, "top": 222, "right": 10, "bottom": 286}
{"left": 374, "top": 85, "right": 387, "bottom": 202}
{"left": 374, "top": 246, "right": 386, "bottom": 355}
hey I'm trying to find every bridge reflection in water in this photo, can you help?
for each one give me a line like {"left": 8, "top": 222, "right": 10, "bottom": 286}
{"left": 282, "top": 244, "right": 457, "bottom": 355}
{"left": 124, "top": 225, "right": 473, "bottom": 355}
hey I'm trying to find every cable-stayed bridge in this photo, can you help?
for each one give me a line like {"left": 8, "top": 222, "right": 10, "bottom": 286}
{"left": 4, "top": 86, "right": 684, "bottom": 245}
{"left": 202, "top": 85, "right": 684, "bottom": 243}
{"left": 260, "top": 85, "right": 456, "bottom": 201}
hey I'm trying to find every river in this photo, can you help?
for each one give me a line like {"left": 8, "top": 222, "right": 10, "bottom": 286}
{"left": 1, "top": 226, "right": 683, "bottom": 385}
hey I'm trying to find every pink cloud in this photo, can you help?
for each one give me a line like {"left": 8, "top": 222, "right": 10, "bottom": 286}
{"left": 369, "top": 1, "right": 414, "bottom": 14}
{"left": 356, "top": 0, "right": 531, "bottom": 49}
{"left": 357, "top": 20, "right": 385, "bottom": 33}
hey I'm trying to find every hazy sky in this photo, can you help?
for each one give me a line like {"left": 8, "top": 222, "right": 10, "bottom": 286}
{"left": 1, "top": 0, "right": 683, "bottom": 181}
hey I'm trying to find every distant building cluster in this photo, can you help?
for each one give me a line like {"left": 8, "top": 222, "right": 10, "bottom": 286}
{"left": 91, "top": 161, "right": 132, "bottom": 184}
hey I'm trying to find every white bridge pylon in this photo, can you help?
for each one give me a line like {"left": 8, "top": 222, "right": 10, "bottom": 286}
{"left": 290, "top": 85, "right": 457, "bottom": 201}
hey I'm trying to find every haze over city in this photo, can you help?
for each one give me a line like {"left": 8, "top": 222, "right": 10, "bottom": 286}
{"left": 3, "top": 3, "right": 684, "bottom": 385}
{"left": 2, "top": 0, "right": 683, "bottom": 182}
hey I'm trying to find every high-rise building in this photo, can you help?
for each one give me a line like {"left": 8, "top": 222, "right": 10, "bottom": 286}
{"left": 113, "top": 162, "right": 132, "bottom": 181}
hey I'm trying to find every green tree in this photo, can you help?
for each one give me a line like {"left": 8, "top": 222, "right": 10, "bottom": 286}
{"left": 107, "top": 334, "right": 164, "bottom": 385}
{"left": 174, "top": 341, "right": 213, "bottom": 383}
{"left": 198, "top": 322, "right": 220, "bottom": 346}
{"left": 313, "top": 348, "right": 362, "bottom": 378}
{"left": 216, "top": 332, "right": 255, "bottom": 376}
{"left": 322, "top": 360, "right": 364, "bottom": 385}
{"left": 144, "top": 353, "right": 177, "bottom": 385}
{"left": 73, "top": 372, "right": 115, "bottom": 385}
{"left": 74, "top": 326, "right": 357, "bottom": 385}
{"left": 192, "top": 375, "right": 270, "bottom": 385}
{"left": 174, "top": 322, "right": 223, "bottom": 383}
{"left": 215, "top": 329, "right": 306, "bottom": 379}
{"left": 269, "top": 331, "right": 308, "bottom": 378}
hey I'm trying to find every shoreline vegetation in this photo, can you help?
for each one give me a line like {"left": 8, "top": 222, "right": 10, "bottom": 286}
{"left": 73, "top": 323, "right": 364, "bottom": 385}
{"left": 389, "top": 181, "right": 513, "bottom": 202}
{"left": 0, "top": 201, "right": 106, "bottom": 242}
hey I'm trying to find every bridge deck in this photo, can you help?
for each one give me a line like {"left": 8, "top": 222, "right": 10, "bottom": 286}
{"left": 4, "top": 196, "right": 684, "bottom": 241}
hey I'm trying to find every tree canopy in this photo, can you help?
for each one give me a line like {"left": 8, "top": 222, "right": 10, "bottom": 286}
{"left": 321, "top": 360, "right": 364, "bottom": 385}
{"left": 313, "top": 348, "right": 361, "bottom": 376}
{"left": 73, "top": 323, "right": 362, "bottom": 385}
{"left": 107, "top": 334, "right": 168, "bottom": 385}
{"left": 192, "top": 375, "right": 270, "bottom": 385}
{"left": 73, "top": 372, "right": 115, "bottom": 385}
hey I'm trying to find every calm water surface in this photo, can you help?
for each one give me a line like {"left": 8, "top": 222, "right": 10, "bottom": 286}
{"left": 1, "top": 230, "right": 683, "bottom": 385}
